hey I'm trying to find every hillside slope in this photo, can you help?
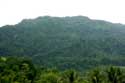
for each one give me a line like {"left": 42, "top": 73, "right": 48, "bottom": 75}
{"left": 0, "top": 16, "right": 125, "bottom": 70}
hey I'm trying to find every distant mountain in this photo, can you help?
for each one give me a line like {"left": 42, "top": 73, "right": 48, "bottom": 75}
{"left": 0, "top": 16, "right": 125, "bottom": 70}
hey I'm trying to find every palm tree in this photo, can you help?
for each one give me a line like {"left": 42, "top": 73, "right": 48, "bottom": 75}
{"left": 61, "top": 69, "right": 78, "bottom": 83}
{"left": 106, "top": 66, "right": 123, "bottom": 83}
{"left": 90, "top": 69, "right": 103, "bottom": 83}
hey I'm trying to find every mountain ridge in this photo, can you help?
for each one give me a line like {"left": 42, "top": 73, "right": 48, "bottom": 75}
{"left": 1, "top": 16, "right": 124, "bottom": 28}
{"left": 0, "top": 16, "right": 125, "bottom": 70}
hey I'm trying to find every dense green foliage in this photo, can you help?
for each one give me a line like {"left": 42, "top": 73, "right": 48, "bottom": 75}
{"left": 0, "top": 57, "right": 125, "bottom": 83}
{"left": 0, "top": 16, "right": 125, "bottom": 70}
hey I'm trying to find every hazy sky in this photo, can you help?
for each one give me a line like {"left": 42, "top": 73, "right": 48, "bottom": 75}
{"left": 0, "top": 0, "right": 125, "bottom": 27}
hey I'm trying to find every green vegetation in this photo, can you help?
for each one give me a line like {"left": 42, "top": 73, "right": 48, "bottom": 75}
{"left": 0, "top": 56, "right": 125, "bottom": 83}
{"left": 0, "top": 16, "right": 125, "bottom": 70}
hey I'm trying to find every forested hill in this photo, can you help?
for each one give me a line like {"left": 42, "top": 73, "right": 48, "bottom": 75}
{"left": 0, "top": 16, "right": 125, "bottom": 70}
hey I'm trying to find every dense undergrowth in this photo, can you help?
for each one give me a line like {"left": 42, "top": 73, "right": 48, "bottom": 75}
{"left": 0, "top": 56, "right": 125, "bottom": 83}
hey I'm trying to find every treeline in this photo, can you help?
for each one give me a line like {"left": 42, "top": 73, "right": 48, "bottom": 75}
{"left": 0, "top": 56, "right": 125, "bottom": 83}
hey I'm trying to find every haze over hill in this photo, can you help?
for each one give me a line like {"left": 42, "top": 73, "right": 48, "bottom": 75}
{"left": 0, "top": 16, "right": 125, "bottom": 70}
{"left": 1, "top": 0, "right": 125, "bottom": 26}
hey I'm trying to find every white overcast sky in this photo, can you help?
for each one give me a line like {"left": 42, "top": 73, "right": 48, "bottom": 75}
{"left": 0, "top": 0, "right": 125, "bottom": 27}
